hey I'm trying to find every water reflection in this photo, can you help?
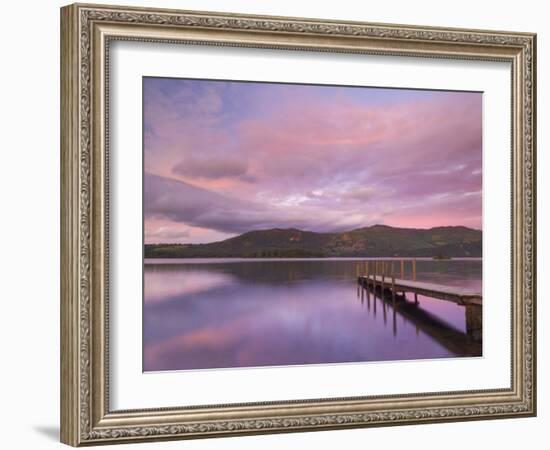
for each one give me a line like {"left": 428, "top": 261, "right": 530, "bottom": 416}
{"left": 358, "top": 282, "right": 482, "bottom": 356}
{"left": 144, "top": 259, "right": 482, "bottom": 371}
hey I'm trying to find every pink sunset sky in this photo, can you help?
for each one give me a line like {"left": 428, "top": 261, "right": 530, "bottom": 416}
{"left": 144, "top": 78, "right": 482, "bottom": 244}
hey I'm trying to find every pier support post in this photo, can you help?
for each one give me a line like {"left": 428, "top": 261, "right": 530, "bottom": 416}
{"left": 366, "top": 276, "right": 371, "bottom": 299}
{"left": 466, "top": 304, "right": 482, "bottom": 341}
{"left": 375, "top": 261, "right": 379, "bottom": 292}
{"left": 414, "top": 292, "right": 418, "bottom": 305}
{"left": 382, "top": 297, "right": 387, "bottom": 325}
{"left": 366, "top": 285, "right": 371, "bottom": 310}
{"left": 412, "top": 259, "right": 417, "bottom": 281}
{"left": 368, "top": 271, "right": 372, "bottom": 290}
{"left": 400, "top": 259, "right": 404, "bottom": 279}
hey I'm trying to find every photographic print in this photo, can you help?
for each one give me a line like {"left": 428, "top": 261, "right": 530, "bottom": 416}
{"left": 61, "top": 5, "right": 536, "bottom": 444}
{"left": 143, "top": 77, "right": 483, "bottom": 372}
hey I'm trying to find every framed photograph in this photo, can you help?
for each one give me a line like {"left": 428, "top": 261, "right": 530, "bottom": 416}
{"left": 60, "top": 3, "right": 537, "bottom": 446}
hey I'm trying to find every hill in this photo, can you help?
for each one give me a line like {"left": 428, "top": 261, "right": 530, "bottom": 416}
{"left": 144, "top": 225, "right": 482, "bottom": 258}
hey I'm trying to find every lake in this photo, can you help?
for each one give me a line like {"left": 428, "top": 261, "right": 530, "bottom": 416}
{"left": 143, "top": 258, "right": 482, "bottom": 372}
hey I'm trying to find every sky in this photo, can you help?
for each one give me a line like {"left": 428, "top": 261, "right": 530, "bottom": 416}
{"left": 143, "top": 77, "right": 482, "bottom": 244}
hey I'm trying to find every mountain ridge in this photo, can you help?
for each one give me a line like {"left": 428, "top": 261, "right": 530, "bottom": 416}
{"left": 145, "top": 225, "right": 482, "bottom": 258}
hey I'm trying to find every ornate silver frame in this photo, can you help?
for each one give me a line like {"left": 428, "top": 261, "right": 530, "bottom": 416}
{"left": 60, "top": 3, "right": 536, "bottom": 446}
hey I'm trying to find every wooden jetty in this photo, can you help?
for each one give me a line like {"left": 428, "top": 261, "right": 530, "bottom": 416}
{"left": 355, "top": 259, "right": 482, "bottom": 345}
{"left": 356, "top": 259, "right": 482, "bottom": 306}
{"left": 360, "top": 275, "right": 482, "bottom": 306}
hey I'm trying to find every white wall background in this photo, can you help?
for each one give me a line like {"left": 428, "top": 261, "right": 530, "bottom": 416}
{"left": 0, "top": 0, "right": 546, "bottom": 449}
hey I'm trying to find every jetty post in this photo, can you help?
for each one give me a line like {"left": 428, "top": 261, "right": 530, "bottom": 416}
{"left": 391, "top": 273, "right": 396, "bottom": 303}
{"left": 381, "top": 263, "right": 385, "bottom": 292}
{"left": 466, "top": 304, "right": 482, "bottom": 341}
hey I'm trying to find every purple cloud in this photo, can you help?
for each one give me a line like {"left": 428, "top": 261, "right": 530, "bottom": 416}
{"left": 143, "top": 78, "right": 482, "bottom": 243}
{"left": 172, "top": 157, "right": 254, "bottom": 182}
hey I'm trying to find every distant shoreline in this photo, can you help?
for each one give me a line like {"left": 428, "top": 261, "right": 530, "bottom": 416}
{"left": 145, "top": 225, "right": 482, "bottom": 259}
{"left": 144, "top": 253, "right": 480, "bottom": 259}
{"left": 144, "top": 256, "right": 483, "bottom": 262}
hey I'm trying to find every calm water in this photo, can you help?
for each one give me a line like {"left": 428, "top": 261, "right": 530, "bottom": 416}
{"left": 144, "top": 258, "right": 482, "bottom": 372}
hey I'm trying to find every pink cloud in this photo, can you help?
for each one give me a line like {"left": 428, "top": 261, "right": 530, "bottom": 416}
{"left": 144, "top": 79, "right": 482, "bottom": 242}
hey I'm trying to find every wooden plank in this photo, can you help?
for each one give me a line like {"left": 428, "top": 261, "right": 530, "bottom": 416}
{"left": 360, "top": 275, "right": 482, "bottom": 305}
